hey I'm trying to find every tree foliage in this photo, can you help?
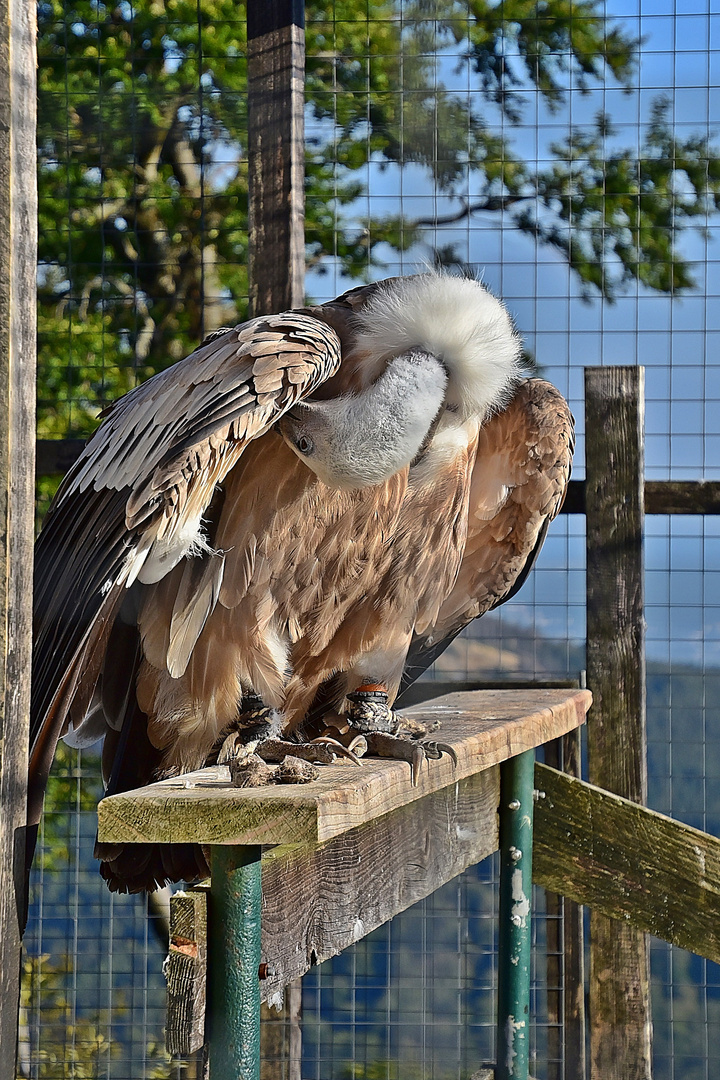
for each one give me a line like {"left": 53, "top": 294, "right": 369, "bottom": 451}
{"left": 37, "top": 0, "right": 720, "bottom": 440}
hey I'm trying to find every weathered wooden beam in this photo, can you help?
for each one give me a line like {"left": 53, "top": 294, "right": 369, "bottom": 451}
{"left": 247, "top": 0, "right": 305, "bottom": 316}
{"left": 0, "top": 2, "right": 36, "bottom": 1075}
{"left": 645, "top": 478, "right": 720, "bottom": 514}
{"left": 533, "top": 763, "right": 720, "bottom": 964}
{"left": 166, "top": 888, "right": 209, "bottom": 1056}
{"left": 259, "top": 764, "right": 500, "bottom": 1003}
{"left": 97, "top": 689, "right": 591, "bottom": 847}
{"left": 559, "top": 478, "right": 720, "bottom": 516}
{"left": 584, "top": 366, "right": 651, "bottom": 1080}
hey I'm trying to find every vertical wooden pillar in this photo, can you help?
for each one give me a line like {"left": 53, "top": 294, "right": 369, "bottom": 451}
{"left": 0, "top": 0, "right": 37, "bottom": 1074}
{"left": 585, "top": 367, "right": 652, "bottom": 1080}
{"left": 247, "top": 0, "right": 305, "bottom": 316}
{"left": 246, "top": 7, "right": 306, "bottom": 1075}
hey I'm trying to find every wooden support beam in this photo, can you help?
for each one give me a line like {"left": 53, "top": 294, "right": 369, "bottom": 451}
{"left": 584, "top": 367, "right": 651, "bottom": 1080}
{"left": 247, "top": 0, "right": 305, "bottom": 316}
{"left": 645, "top": 478, "right": 720, "bottom": 514}
{"left": 260, "top": 765, "right": 500, "bottom": 1002}
{"left": 561, "top": 478, "right": 720, "bottom": 516}
{"left": 533, "top": 763, "right": 720, "bottom": 965}
{"left": 0, "top": 2, "right": 36, "bottom": 1075}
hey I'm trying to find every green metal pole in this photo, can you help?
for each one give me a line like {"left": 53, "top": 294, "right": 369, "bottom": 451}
{"left": 209, "top": 845, "right": 263, "bottom": 1080}
{"left": 496, "top": 749, "right": 535, "bottom": 1080}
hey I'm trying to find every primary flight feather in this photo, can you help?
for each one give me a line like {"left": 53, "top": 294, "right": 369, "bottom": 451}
{"left": 30, "top": 273, "right": 573, "bottom": 892}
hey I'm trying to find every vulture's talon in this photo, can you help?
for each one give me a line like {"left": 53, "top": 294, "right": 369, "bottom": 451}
{"left": 347, "top": 734, "right": 368, "bottom": 757}
{"left": 254, "top": 735, "right": 363, "bottom": 767}
{"left": 411, "top": 744, "right": 426, "bottom": 786}
{"left": 364, "top": 731, "right": 441, "bottom": 786}
{"left": 310, "top": 735, "right": 364, "bottom": 766}
{"left": 420, "top": 740, "right": 458, "bottom": 767}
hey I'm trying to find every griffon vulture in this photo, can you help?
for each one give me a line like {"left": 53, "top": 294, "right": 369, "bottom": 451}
{"left": 29, "top": 273, "right": 573, "bottom": 892}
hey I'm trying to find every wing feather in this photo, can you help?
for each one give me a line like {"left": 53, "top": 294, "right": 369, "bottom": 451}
{"left": 398, "top": 378, "right": 574, "bottom": 697}
{"left": 30, "top": 311, "right": 342, "bottom": 834}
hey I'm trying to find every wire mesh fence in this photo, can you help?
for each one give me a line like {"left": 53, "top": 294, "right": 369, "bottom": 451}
{"left": 21, "top": 0, "right": 720, "bottom": 1077}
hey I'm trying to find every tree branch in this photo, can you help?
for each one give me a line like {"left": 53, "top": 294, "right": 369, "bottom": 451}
{"left": 413, "top": 193, "right": 533, "bottom": 228}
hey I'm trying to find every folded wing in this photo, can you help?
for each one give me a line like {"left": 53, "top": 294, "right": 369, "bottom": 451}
{"left": 398, "top": 378, "right": 574, "bottom": 694}
{"left": 30, "top": 312, "right": 342, "bottom": 827}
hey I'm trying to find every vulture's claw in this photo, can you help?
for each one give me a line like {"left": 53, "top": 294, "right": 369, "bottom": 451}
{"left": 306, "top": 735, "right": 365, "bottom": 766}
{"left": 363, "top": 731, "right": 441, "bottom": 785}
{"left": 419, "top": 740, "right": 458, "bottom": 767}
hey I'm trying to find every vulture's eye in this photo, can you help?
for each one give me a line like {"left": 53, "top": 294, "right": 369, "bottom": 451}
{"left": 296, "top": 434, "right": 314, "bottom": 455}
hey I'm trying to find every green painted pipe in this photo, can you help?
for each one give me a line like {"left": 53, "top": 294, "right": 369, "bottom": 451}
{"left": 496, "top": 749, "right": 535, "bottom": 1080}
{"left": 209, "top": 845, "right": 262, "bottom": 1080}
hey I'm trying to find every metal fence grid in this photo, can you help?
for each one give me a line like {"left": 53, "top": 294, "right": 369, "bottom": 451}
{"left": 21, "top": 1, "right": 720, "bottom": 1077}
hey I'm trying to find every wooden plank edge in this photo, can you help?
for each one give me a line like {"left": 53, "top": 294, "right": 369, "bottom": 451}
{"left": 533, "top": 763, "right": 720, "bottom": 964}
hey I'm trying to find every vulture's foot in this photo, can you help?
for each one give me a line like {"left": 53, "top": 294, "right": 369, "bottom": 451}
{"left": 210, "top": 709, "right": 364, "bottom": 789}
{"left": 346, "top": 685, "right": 456, "bottom": 785}
{"left": 254, "top": 736, "right": 364, "bottom": 768}
{"left": 363, "top": 731, "right": 458, "bottom": 785}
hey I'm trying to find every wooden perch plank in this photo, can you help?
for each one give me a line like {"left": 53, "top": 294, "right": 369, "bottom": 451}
{"left": 533, "top": 763, "right": 720, "bottom": 965}
{"left": 259, "top": 766, "right": 500, "bottom": 1003}
{"left": 97, "top": 689, "right": 590, "bottom": 847}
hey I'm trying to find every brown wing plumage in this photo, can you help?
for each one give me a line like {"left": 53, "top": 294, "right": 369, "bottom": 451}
{"left": 398, "top": 378, "right": 574, "bottom": 695}
{"left": 30, "top": 312, "right": 342, "bottom": 833}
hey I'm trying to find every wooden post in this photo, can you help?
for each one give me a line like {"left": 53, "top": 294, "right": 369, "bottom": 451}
{"left": 585, "top": 367, "right": 651, "bottom": 1080}
{"left": 247, "top": 0, "right": 305, "bottom": 317}
{"left": 0, "top": 1, "right": 36, "bottom": 1075}
{"left": 166, "top": 889, "right": 209, "bottom": 1056}
{"left": 246, "top": 5, "right": 306, "bottom": 1071}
